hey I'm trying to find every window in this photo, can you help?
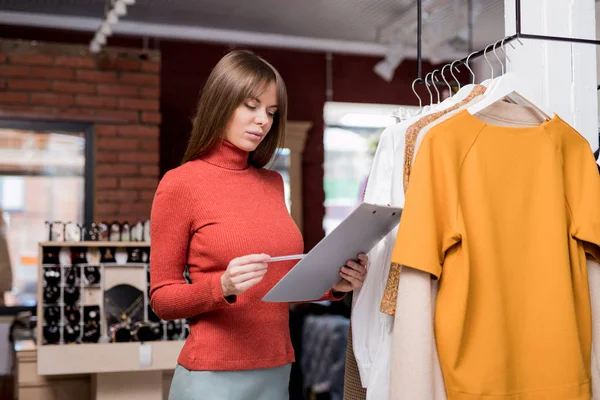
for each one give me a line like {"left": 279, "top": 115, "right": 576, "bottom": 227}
{"left": 269, "top": 148, "right": 292, "bottom": 213}
{"left": 323, "top": 102, "right": 401, "bottom": 235}
{"left": 0, "top": 120, "right": 94, "bottom": 306}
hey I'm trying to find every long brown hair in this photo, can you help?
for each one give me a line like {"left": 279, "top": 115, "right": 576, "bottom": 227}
{"left": 182, "top": 50, "right": 288, "bottom": 168}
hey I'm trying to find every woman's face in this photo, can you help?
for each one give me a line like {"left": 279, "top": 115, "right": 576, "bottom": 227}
{"left": 224, "top": 82, "right": 278, "bottom": 152}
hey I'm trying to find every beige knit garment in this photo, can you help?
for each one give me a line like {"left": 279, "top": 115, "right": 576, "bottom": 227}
{"left": 388, "top": 101, "right": 594, "bottom": 400}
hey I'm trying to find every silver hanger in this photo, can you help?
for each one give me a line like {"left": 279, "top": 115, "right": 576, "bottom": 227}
{"left": 499, "top": 37, "right": 512, "bottom": 72}
{"left": 424, "top": 72, "right": 434, "bottom": 105}
{"left": 484, "top": 43, "right": 495, "bottom": 79}
{"left": 492, "top": 40, "right": 504, "bottom": 75}
{"left": 441, "top": 64, "right": 453, "bottom": 94}
{"left": 449, "top": 60, "right": 461, "bottom": 91}
{"left": 464, "top": 51, "right": 478, "bottom": 84}
{"left": 411, "top": 77, "right": 423, "bottom": 110}
{"left": 431, "top": 69, "right": 441, "bottom": 104}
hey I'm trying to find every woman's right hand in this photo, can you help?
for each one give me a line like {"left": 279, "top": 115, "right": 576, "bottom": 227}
{"left": 220, "top": 254, "right": 270, "bottom": 297}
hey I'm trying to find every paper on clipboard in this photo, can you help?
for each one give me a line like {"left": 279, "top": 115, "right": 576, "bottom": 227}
{"left": 262, "top": 202, "right": 402, "bottom": 302}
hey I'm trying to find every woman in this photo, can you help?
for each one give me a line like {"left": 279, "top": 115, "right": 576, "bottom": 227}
{"left": 150, "top": 50, "right": 368, "bottom": 400}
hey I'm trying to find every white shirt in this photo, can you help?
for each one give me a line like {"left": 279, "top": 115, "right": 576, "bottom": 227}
{"left": 351, "top": 91, "right": 475, "bottom": 400}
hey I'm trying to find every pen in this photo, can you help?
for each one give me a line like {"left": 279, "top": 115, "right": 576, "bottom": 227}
{"left": 268, "top": 254, "right": 306, "bottom": 262}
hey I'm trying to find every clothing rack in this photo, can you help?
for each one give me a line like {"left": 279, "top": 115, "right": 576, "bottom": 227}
{"left": 415, "top": 0, "right": 600, "bottom": 82}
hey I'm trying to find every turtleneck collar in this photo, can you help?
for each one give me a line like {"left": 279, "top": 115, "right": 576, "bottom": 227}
{"left": 199, "top": 140, "right": 250, "bottom": 170}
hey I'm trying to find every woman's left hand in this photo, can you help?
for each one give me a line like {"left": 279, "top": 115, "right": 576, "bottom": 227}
{"left": 332, "top": 253, "right": 368, "bottom": 293}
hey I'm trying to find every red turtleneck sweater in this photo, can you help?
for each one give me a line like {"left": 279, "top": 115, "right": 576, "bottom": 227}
{"left": 150, "top": 140, "right": 340, "bottom": 371}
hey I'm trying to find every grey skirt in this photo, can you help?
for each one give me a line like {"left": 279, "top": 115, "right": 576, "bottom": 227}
{"left": 168, "top": 363, "right": 292, "bottom": 400}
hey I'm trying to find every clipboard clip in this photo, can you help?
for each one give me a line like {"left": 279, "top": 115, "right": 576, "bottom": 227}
{"left": 268, "top": 254, "right": 306, "bottom": 262}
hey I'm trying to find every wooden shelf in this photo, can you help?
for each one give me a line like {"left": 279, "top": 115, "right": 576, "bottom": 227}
{"left": 40, "top": 241, "right": 151, "bottom": 247}
{"left": 37, "top": 341, "right": 184, "bottom": 376}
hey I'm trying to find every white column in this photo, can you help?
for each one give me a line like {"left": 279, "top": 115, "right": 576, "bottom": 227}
{"left": 504, "top": 0, "right": 598, "bottom": 150}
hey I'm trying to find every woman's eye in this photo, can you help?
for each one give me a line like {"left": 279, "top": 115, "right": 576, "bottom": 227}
{"left": 245, "top": 104, "right": 257, "bottom": 110}
{"left": 268, "top": 111, "right": 276, "bottom": 117}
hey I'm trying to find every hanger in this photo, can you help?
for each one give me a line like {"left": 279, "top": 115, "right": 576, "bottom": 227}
{"left": 482, "top": 40, "right": 504, "bottom": 95}
{"left": 424, "top": 72, "right": 434, "bottom": 107}
{"left": 441, "top": 64, "right": 453, "bottom": 94}
{"left": 431, "top": 69, "right": 441, "bottom": 104}
{"left": 467, "top": 37, "right": 552, "bottom": 120}
{"left": 480, "top": 43, "right": 496, "bottom": 88}
{"left": 448, "top": 51, "right": 478, "bottom": 103}
{"left": 449, "top": 60, "right": 461, "bottom": 92}
{"left": 412, "top": 77, "right": 423, "bottom": 114}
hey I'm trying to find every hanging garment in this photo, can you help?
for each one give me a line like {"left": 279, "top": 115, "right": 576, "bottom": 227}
{"left": 381, "top": 86, "right": 486, "bottom": 315}
{"left": 591, "top": 259, "right": 600, "bottom": 400}
{"left": 349, "top": 84, "right": 486, "bottom": 400}
{"left": 386, "top": 101, "right": 548, "bottom": 400}
{"left": 343, "top": 324, "right": 367, "bottom": 400}
{"left": 390, "top": 109, "right": 600, "bottom": 400}
{"left": 351, "top": 85, "right": 485, "bottom": 400}
{"left": 350, "top": 120, "right": 403, "bottom": 398}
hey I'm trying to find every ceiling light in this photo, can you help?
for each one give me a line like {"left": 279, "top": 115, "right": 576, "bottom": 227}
{"left": 95, "top": 32, "right": 106, "bottom": 45}
{"left": 373, "top": 43, "right": 405, "bottom": 82}
{"left": 89, "top": 41, "right": 101, "bottom": 53}
{"left": 373, "top": 60, "right": 396, "bottom": 82}
{"left": 107, "top": 9, "right": 119, "bottom": 24}
{"left": 122, "top": 0, "right": 136, "bottom": 4}
{"left": 100, "top": 21, "right": 112, "bottom": 36}
{"left": 114, "top": 1, "right": 127, "bottom": 16}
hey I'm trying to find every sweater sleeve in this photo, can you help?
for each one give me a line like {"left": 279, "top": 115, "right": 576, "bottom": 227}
{"left": 149, "top": 170, "right": 233, "bottom": 321}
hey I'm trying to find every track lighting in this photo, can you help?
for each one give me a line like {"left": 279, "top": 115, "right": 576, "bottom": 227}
{"left": 88, "top": 0, "right": 135, "bottom": 53}
{"left": 114, "top": 1, "right": 127, "bottom": 17}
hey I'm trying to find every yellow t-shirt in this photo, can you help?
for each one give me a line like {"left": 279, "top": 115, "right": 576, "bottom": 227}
{"left": 391, "top": 109, "right": 600, "bottom": 400}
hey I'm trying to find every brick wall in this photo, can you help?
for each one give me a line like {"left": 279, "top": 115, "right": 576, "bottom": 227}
{"left": 0, "top": 39, "right": 161, "bottom": 223}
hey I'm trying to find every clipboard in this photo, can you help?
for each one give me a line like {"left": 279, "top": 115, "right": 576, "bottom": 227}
{"left": 262, "top": 202, "right": 402, "bottom": 302}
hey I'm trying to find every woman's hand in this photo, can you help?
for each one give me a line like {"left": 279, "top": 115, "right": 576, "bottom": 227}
{"left": 221, "top": 254, "right": 270, "bottom": 297}
{"left": 332, "top": 253, "right": 368, "bottom": 293}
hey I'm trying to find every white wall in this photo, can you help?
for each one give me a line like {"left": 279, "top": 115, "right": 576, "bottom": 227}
{"left": 505, "top": 0, "right": 598, "bottom": 149}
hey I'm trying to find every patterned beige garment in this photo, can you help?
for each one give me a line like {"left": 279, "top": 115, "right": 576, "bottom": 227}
{"left": 380, "top": 85, "right": 487, "bottom": 316}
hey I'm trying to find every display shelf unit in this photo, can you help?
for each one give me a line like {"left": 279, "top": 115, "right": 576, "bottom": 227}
{"left": 36, "top": 241, "right": 186, "bottom": 400}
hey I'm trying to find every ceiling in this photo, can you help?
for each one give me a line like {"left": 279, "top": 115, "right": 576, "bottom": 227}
{"left": 0, "top": 0, "right": 506, "bottom": 61}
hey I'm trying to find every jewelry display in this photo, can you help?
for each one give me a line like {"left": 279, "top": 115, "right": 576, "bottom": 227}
{"left": 64, "top": 305, "right": 80, "bottom": 324}
{"left": 38, "top": 241, "right": 188, "bottom": 349}
{"left": 121, "top": 222, "right": 130, "bottom": 242}
{"left": 166, "top": 320, "right": 183, "bottom": 341}
{"left": 88, "top": 223, "right": 100, "bottom": 241}
{"left": 100, "top": 247, "right": 116, "bottom": 263}
{"left": 43, "top": 285, "right": 60, "bottom": 304}
{"left": 64, "top": 266, "right": 79, "bottom": 286}
{"left": 63, "top": 285, "right": 80, "bottom": 305}
{"left": 64, "top": 222, "right": 82, "bottom": 242}
{"left": 131, "top": 220, "right": 145, "bottom": 241}
{"left": 98, "top": 222, "right": 109, "bottom": 241}
{"left": 84, "top": 266, "right": 101, "bottom": 285}
{"left": 63, "top": 323, "right": 81, "bottom": 344}
{"left": 43, "top": 325, "right": 60, "bottom": 344}
{"left": 44, "top": 305, "right": 61, "bottom": 325}
{"left": 109, "top": 221, "right": 121, "bottom": 241}
{"left": 71, "top": 248, "right": 88, "bottom": 264}
{"left": 132, "top": 321, "right": 158, "bottom": 342}
{"left": 104, "top": 284, "right": 144, "bottom": 328}
{"left": 143, "top": 220, "right": 151, "bottom": 242}
{"left": 43, "top": 266, "right": 61, "bottom": 286}
{"left": 127, "top": 247, "right": 144, "bottom": 263}
{"left": 82, "top": 322, "right": 100, "bottom": 343}
{"left": 43, "top": 219, "right": 152, "bottom": 242}
{"left": 110, "top": 322, "right": 133, "bottom": 343}
{"left": 42, "top": 247, "right": 60, "bottom": 264}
